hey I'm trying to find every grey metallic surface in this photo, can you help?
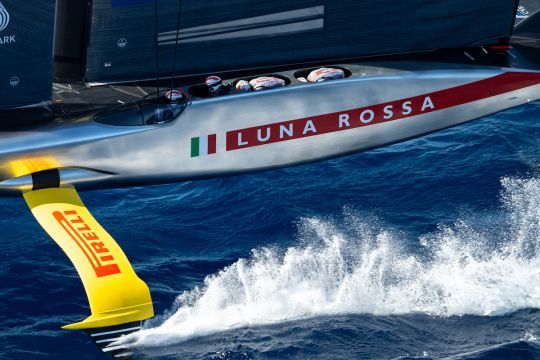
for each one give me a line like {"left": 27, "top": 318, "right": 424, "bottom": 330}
{"left": 0, "top": 62, "right": 538, "bottom": 194}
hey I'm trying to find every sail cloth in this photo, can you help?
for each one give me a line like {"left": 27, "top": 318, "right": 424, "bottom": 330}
{"left": 515, "top": 0, "right": 540, "bottom": 25}
{"left": 0, "top": 0, "right": 520, "bottom": 109}
{"left": 513, "top": 0, "right": 540, "bottom": 44}
{"left": 0, "top": 0, "right": 56, "bottom": 109}
{"left": 83, "top": 0, "right": 519, "bottom": 83}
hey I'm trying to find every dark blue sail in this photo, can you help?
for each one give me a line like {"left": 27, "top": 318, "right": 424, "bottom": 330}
{"left": 0, "top": 0, "right": 522, "bottom": 109}
{"left": 82, "top": 0, "right": 519, "bottom": 83}
{"left": 0, "top": 0, "right": 56, "bottom": 109}
{"left": 112, "top": 0, "right": 154, "bottom": 7}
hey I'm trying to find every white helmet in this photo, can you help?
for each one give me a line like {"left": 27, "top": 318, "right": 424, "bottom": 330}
{"left": 249, "top": 76, "right": 286, "bottom": 91}
{"left": 164, "top": 89, "right": 184, "bottom": 101}
{"left": 205, "top": 75, "right": 223, "bottom": 94}
{"left": 235, "top": 80, "right": 251, "bottom": 92}
{"left": 307, "top": 68, "right": 345, "bottom": 83}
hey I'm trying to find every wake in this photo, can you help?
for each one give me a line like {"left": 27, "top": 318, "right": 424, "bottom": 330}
{"left": 120, "top": 176, "right": 540, "bottom": 348}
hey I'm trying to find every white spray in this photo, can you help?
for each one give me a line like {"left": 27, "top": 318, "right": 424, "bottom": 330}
{"left": 122, "top": 176, "right": 540, "bottom": 348}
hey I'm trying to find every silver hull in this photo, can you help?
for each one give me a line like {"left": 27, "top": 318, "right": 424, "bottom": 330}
{"left": 1, "top": 62, "right": 540, "bottom": 192}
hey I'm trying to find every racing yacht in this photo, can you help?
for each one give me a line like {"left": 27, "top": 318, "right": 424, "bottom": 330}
{"left": 0, "top": 0, "right": 539, "bottom": 357}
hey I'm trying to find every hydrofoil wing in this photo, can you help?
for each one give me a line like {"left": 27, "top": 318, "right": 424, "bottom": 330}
{"left": 22, "top": 186, "right": 153, "bottom": 355}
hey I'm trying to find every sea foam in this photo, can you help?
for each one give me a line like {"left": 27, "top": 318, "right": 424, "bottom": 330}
{"left": 121, "top": 176, "right": 540, "bottom": 348}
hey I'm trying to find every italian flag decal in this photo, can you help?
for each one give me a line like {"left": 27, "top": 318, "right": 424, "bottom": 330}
{"left": 191, "top": 134, "right": 217, "bottom": 157}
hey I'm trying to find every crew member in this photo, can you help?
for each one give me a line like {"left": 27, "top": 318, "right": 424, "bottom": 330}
{"left": 248, "top": 76, "right": 286, "bottom": 91}
{"left": 205, "top": 75, "right": 230, "bottom": 96}
{"left": 235, "top": 80, "right": 252, "bottom": 92}
{"left": 307, "top": 67, "right": 345, "bottom": 82}
{"left": 164, "top": 89, "right": 184, "bottom": 102}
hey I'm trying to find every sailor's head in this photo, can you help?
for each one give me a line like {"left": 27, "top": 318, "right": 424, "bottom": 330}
{"left": 307, "top": 67, "right": 345, "bottom": 83}
{"left": 205, "top": 76, "right": 223, "bottom": 94}
{"left": 235, "top": 80, "right": 251, "bottom": 92}
{"left": 165, "top": 89, "right": 184, "bottom": 102}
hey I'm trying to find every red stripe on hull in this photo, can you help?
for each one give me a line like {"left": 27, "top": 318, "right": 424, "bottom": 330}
{"left": 226, "top": 72, "right": 540, "bottom": 151}
{"left": 208, "top": 134, "right": 217, "bottom": 154}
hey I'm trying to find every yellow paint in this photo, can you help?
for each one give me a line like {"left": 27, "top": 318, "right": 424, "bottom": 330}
{"left": 23, "top": 187, "right": 154, "bottom": 330}
{"left": 10, "top": 157, "right": 61, "bottom": 177}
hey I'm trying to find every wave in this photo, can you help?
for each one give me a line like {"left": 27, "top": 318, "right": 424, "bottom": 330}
{"left": 120, "top": 176, "right": 540, "bottom": 348}
{"left": 445, "top": 330, "right": 540, "bottom": 360}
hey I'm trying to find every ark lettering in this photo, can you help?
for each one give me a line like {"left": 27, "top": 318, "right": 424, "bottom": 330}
{"left": 0, "top": 35, "right": 15, "bottom": 45}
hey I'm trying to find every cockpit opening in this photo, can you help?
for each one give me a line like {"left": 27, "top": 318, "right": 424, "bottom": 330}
{"left": 93, "top": 98, "right": 187, "bottom": 126}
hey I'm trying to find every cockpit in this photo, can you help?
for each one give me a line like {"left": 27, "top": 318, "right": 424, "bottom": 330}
{"left": 93, "top": 99, "right": 187, "bottom": 126}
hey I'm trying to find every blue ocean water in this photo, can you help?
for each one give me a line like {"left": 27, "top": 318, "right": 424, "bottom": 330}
{"left": 1, "top": 102, "right": 540, "bottom": 360}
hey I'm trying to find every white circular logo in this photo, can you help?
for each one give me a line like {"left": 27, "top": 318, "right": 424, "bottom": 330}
{"left": 10, "top": 76, "right": 19, "bottom": 87}
{"left": 0, "top": 1, "right": 10, "bottom": 32}
{"left": 117, "top": 38, "right": 127, "bottom": 48}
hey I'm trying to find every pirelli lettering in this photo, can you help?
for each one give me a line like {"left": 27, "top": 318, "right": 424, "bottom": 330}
{"left": 53, "top": 210, "right": 121, "bottom": 277}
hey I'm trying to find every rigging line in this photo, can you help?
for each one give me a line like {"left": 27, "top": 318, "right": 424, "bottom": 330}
{"left": 154, "top": 0, "right": 161, "bottom": 97}
{"left": 170, "top": 0, "right": 182, "bottom": 93}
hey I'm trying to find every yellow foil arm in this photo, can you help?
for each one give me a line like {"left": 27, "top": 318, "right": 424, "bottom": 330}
{"left": 23, "top": 187, "right": 154, "bottom": 330}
